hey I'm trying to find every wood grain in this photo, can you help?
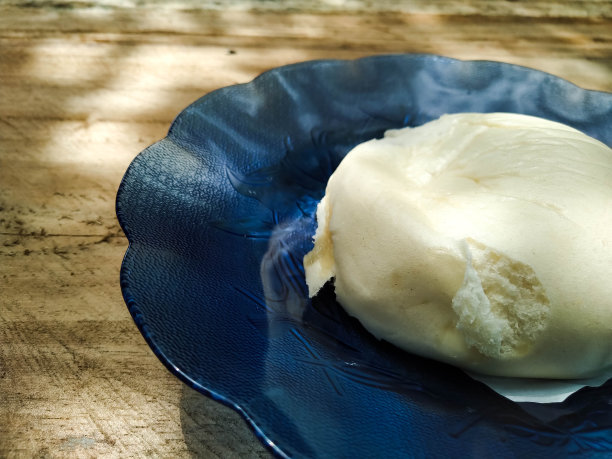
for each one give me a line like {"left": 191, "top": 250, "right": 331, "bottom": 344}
{"left": 1, "top": 1, "right": 611, "bottom": 456}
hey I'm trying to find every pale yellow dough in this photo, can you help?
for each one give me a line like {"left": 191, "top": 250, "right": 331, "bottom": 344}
{"left": 304, "top": 113, "right": 612, "bottom": 379}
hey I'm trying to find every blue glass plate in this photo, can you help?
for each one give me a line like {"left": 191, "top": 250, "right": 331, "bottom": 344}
{"left": 116, "top": 54, "right": 612, "bottom": 458}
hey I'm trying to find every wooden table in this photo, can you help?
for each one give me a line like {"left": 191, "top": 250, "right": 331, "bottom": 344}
{"left": 1, "top": 1, "right": 610, "bottom": 456}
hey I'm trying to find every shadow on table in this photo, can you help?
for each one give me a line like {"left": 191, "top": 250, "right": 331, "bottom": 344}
{"left": 180, "top": 385, "right": 272, "bottom": 458}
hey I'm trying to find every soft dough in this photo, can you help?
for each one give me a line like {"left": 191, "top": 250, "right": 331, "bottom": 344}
{"left": 304, "top": 113, "right": 612, "bottom": 379}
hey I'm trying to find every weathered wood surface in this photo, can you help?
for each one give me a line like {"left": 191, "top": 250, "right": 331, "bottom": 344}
{"left": 1, "top": 1, "right": 611, "bottom": 456}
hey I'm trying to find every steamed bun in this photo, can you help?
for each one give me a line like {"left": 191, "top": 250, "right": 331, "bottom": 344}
{"left": 304, "top": 113, "right": 612, "bottom": 379}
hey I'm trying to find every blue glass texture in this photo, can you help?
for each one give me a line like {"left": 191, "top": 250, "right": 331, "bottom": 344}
{"left": 116, "top": 54, "right": 612, "bottom": 458}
